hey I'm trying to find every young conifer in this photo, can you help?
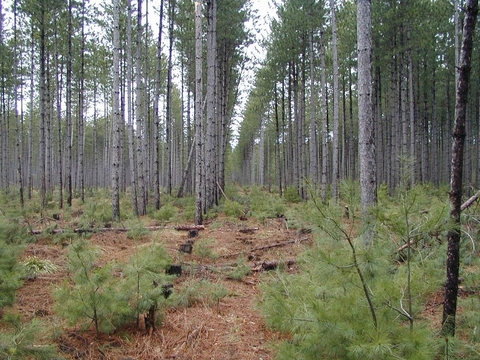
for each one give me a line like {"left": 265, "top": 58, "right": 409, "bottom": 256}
{"left": 54, "top": 240, "right": 132, "bottom": 335}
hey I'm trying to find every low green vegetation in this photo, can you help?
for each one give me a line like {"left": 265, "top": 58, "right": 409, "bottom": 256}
{"left": 0, "top": 314, "right": 58, "bottom": 360}
{"left": 0, "top": 219, "right": 29, "bottom": 308}
{"left": 0, "top": 184, "right": 479, "bottom": 358}
{"left": 259, "top": 183, "right": 480, "bottom": 359}
{"left": 54, "top": 239, "right": 174, "bottom": 336}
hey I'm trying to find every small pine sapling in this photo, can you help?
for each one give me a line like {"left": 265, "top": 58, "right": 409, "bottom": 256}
{"left": 54, "top": 240, "right": 132, "bottom": 336}
{"left": 120, "top": 242, "right": 173, "bottom": 333}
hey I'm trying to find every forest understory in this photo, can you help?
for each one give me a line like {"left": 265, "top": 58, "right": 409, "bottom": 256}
{"left": 4, "top": 210, "right": 309, "bottom": 359}
{"left": 2, "top": 184, "right": 480, "bottom": 359}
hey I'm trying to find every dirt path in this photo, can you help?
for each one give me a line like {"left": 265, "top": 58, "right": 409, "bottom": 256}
{"left": 13, "top": 216, "right": 309, "bottom": 359}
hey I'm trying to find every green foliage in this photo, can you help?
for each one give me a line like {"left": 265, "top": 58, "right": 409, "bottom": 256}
{"left": 171, "top": 196, "right": 196, "bottom": 221}
{"left": 0, "top": 314, "right": 58, "bottom": 359}
{"left": 173, "top": 279, "right": 228, "bottom": 308}
{"left": 284, "top": 186, "right": 302, "bottom": 203}
{"left": 153, "top": 203, "right": 178, "bottom": 221}
{"left": 120, "top": 242, "right": 173, "bottom": 327}
{"left": 21, "top": 256, "right": 58, "bottom": 280}
{"left": 193, "top": 238, "right": 219, "bottom": 262}
{"left": 260, "top": 191, "right": 449, "bottom": 359}
{"left": 54, "top": 240, "right": 132, "bottom": 335}
{"left": 80, "top": 198, "right": 112, "bottom": 225}
{"left": 226, "top": 256, "right": 251, "bottom": 280}
{"left": 222, "top": 200, "right": 244, "bottom": 218}
{"left": 246, "top": 187, "right": 288, "bottom": 221}
{"left": 126, "top": 222, "right": 150, "bottom": 240}
{"left": 0, "top": 220, "right": 27, "bottom": 308}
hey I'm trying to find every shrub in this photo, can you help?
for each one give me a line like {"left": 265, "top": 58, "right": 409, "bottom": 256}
{"left": 153, "top": 203, "right": 177, "bottom": 221}
{"left": 21, "top": 256, "right": 58, "bottom": 280}
{"left": 223, "top": 200, "right": 244, "bottom": 218}
{"left": 193, "top": 238, "right": 219, "bottom": 262}
{"left": 284, "top": 186, "right": 302, "bottom": 203}
{"left": 226, "top": 256, "right": 251, "bottom": 280}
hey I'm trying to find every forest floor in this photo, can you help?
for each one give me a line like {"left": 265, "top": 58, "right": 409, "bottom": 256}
{"left": 11, "top": 214, "right": 313, "bottom": 360}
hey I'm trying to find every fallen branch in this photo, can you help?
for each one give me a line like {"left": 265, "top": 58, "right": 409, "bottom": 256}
{"left": 238, "top": 228, "right": 259, "bottom": 234}
{"left": 30, "top": 224, "right": 205, "bottom": 235}
{"left": 461, "top": 190, "right": 480, "bottom": 211}
{"left": 174, "top": 224, "right": 205, "bottom": 231}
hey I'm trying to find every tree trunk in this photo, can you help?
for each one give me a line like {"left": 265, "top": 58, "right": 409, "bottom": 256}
{"left": 320, "top": 29, "right": 328, "bottom": 202}
{"left": 111, "top": 0, "right": 122, "bottom": 221}
{"left": 39, "top": 8, "right": 47, "bottom": 209}
{"left": 136, "top": 0, "right": 147, "bottom": 215}
{"left": 153, "top": 0, "right": 164, "bottom": 210}
{"left": 308, "top": 30, "right": 317, "bottom": 186}
{"left": 330, "top": 0, "right": 340, "bottom": 200}
{"left": 166, "top": 0, "right": 175, "bottom": 196}
{"left": 78, "top": 0, "right": 86, "bottom": 202}
{"left": 194, "top": 1, "right": 203, "bottom": 225}
{"left": 126, "top": 0, "right": 138, "bottom": 216}
{"left": 357, "top": 0, "right": 377, "bottom": 245}
{"left": 442, "top": 0, "right": 478, "bottom": 337}
{"left": 13, "top": 1, "right": 24, "bottom": 207}
{"left": 66, "top": 0, "right": 73, "bottom": 207}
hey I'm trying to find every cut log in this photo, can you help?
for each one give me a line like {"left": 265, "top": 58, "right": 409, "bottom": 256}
{"left": 174, "top": 225, "right": 205, "bottom": 231}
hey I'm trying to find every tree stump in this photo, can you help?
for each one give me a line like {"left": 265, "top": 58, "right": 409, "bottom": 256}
{"left": 166, "top": 264, "right": 182, "bottom": 277}
{"left": 179, "top": 241, "right": 193, "bottom": 254}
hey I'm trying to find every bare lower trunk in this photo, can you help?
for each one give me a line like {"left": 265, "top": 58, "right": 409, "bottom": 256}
{"left": 442, "top": 0, "right": 478, "bottom": 337}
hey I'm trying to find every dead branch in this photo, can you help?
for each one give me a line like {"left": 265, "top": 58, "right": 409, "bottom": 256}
{"left": 30, "top": 224, "right": 205, "bottom": 235}
{"left": 461, "top": 190, "right": 480, "bottom": 211}
{"left": 174, "top": 225, "right": 205, "bottom": 231}
{"left": 238, "top": 228, "right": 258, "bottom": 234}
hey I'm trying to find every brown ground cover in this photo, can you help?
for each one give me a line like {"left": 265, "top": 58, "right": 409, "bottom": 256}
{"left": 11, "top": 215, "right": 312, "bottom": 359}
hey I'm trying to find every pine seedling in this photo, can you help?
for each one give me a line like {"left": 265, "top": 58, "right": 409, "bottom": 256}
{"left": 54, "top": 240, "right": 132, "bottom": 336}
{"left": 120, "top": 242, "right": 173, "bottom": 331}
{"left": 0, "top": 220, "right": 25, "bottom": 308}
{"left": 226, "top": 256, "right": 251, "bottom": 280}
{"left": 0, "top": 314, "right": 58, "bottom": 359}
{"left": 260, "top": 193, "right": 443, "bottom": 359}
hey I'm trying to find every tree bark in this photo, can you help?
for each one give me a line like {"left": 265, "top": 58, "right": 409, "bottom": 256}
{"left": 357, "top": 0, "right": 377, "bottom": 245}
{"left": 153, "top": 0, "right": 164, "bottom": 210}
{"left": 194, "top": 1, "right": 203, "bottom": 225}
{"left": 111, "top": 0, "right": 122, "bottom": 222}
{"left": 330, "top": 0, "right": 340, "bottom": 200}
{"left": 442, "top": 0, "right": 478, "bottom": 337}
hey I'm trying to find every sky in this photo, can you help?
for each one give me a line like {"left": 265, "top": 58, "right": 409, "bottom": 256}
{"left": 231, "top": 0, "right": 275, "bottom": 141}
